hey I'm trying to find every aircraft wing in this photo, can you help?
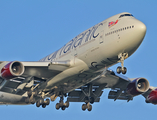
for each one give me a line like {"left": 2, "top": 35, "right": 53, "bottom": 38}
{"left": 0, "top": 60, "right": 71, "bottom": 96}
{"left": 0, "top": 61, "right": 151, "bottom": 106}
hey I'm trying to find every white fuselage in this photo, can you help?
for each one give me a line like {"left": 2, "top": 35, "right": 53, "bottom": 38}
{"left": 39, "top": 12, "right": 146, "bottom": 90}
{"left": 40, "top": 12, "right": 146, "bottom": 69}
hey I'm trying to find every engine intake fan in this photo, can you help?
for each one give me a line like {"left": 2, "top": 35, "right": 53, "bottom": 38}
{"left": 1, "top": 61, "right": 25, "bottom": 80}
{"left": 127, "top": 78, "right": 149, "bottom": 96}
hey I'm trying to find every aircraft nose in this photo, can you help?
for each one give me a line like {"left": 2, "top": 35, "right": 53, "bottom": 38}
{"left": 138, "top": 21, "right": 146, "bottom": 35}
{"left": 136, "top": 21, "right": 147, "bottom": 39}
{"left": 122, "top": 20, "right": 147, "bottom": 55}
{"left": 132, "top": 21, "right": 147, "bottom": 46}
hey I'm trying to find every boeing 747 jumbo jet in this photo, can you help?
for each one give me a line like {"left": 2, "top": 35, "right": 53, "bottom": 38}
{"left": 0, "top": 12, "right": 156, "bottom": 111}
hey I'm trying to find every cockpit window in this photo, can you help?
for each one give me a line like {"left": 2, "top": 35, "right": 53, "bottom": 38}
{"left": 119, "top": 14, "right": 133, "bottom": 18}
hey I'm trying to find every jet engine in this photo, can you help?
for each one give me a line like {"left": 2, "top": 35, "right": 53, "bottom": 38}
{"left": 1, "top": 61, "right": 25, "bottom": 80}
{"left": 127, "top": 78, "right": 149, "bottom": 96}
{"left": 146, "top": 89, "right": 157, "bottom": 104}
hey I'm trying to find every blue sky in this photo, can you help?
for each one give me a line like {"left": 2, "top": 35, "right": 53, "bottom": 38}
{"left": 0, "top": 0, "right": 157, "bottom": 120}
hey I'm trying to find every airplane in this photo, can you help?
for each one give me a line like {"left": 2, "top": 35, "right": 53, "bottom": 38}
{"left": 0, "top": 12, "right": 156, "bottom": 111}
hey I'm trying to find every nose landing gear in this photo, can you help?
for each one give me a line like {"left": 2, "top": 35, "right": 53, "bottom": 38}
{"left": 116, "top": 53, "right": 128, "bottom": 74}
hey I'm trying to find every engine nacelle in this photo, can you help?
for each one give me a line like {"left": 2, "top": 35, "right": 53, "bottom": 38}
{"left": 1, "top": 61, "right": 25, "bottom": 80}
{"left": 147, "top": 89, "right": 157, "bottom": 104}
{"left": 127, "top": 78, "right": 149, "bottom": 96}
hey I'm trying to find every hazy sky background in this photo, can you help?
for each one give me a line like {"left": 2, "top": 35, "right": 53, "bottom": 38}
{"left": 0, "top": 0, "right": 157, "bottom": 120}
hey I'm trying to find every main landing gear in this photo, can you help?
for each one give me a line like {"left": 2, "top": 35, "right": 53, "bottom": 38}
{"left": 81, "top": 84, "right": 95, "bottom": 111}
{"left": 25, "top": 90, "right": 38, "bottom": 104}
{"left": 35, "top": 91, "right": 50, "bottom": 108}
{"left": 36, "top": 98, "right": 50, "bottom": 108}
{"left": 82, "top": 96, "right": 94, "bottom": 111}
{"left": 25, "top": 90, "right": 50, "bottom": 108}
{"left": 116, "top": 53, "right": 128, "bottom": 74}
{"left": 55, "top": 95, "right": 69, "bottom": 111}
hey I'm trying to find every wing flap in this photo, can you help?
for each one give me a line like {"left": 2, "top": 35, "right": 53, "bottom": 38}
{"left": 21, "top": 61, "right": 71, "bottom": 78}
{"left": 108, "top": 90, "right": 133, "bottom": 101}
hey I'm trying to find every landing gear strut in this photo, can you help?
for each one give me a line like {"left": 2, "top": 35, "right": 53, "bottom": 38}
{"left": 116, "top": 53, "right": 128, "bottom": 74}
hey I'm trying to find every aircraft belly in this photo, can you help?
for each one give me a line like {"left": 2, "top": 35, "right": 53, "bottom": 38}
{"left": 48, "top": 70, "right": 102, "bottom": 94}
{"left": 44, "top": 58, "right": 89, "bottom": 89}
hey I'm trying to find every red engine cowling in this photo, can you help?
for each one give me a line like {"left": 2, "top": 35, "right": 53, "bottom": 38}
{"left": 1, "top": 61, "right": 25, "bottom": 80}
{"left": 147, "top": 89, "right": 157, "bottom": 104}
{"left": 127, "top": 78, "right": 149, "bottom": 96}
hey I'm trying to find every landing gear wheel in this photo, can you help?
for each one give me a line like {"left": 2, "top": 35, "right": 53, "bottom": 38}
{"left": 56, "top": 103, "right": 60, "bottom": 110}
{"left": 61, "top": 106, "right": 66, "bottom": 110}
{"left": 82, "top": 104, "right": 87, "bottom": 111}
{"left": 30, "top": 98, "right": 35, "bottom": 104}
{"left": 87, "top": 104, "right": 92, "bottom": 111}
{"left": 45, "top": 99, "right": 50, "bottom": 105}
{"left": 116, "top": 66, "right": 122, "bottom": 74}
{"left": 42, "top": 104, "right": 46, "bottom": 108}
{"left": 36, "top": 101, "right": 40, "bottom": 107}
{"left": 122, "top": 67, "right": 127, "bottom": 74}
